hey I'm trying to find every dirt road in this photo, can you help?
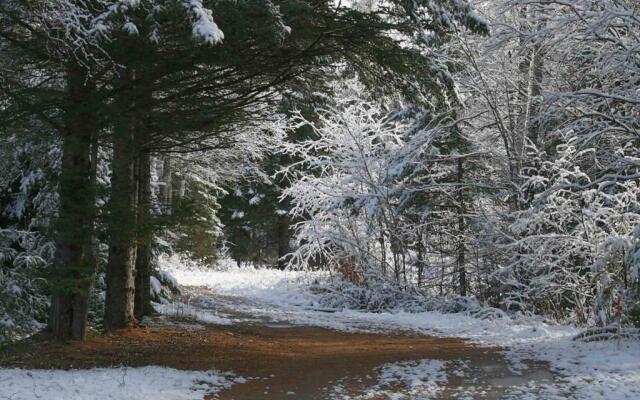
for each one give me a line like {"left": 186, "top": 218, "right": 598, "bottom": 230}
{"left": 0, "top": 288, "right": 556, "bottom": 399}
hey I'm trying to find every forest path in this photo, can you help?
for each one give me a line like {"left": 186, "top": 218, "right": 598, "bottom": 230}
{"left": 0, "top": 284, "right": 558, "bottom": 400}
{"left": 175, "top": 286, "right": 557, "bottom": 399}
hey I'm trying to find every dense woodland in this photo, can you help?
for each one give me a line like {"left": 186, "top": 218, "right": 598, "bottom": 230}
{"left": 1, "top": 0, "right": 639, "bottom": 343}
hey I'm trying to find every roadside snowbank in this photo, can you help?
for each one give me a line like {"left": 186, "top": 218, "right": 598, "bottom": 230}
{"left": 0, "top": 366, "right": 242, "bottom": 400}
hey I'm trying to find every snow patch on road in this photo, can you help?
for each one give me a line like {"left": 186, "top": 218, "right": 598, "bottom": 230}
{"left": 327, "top": 359, "right": 448, "bottom": 399}
{"left": 373, "top": 359, "right": 447, "bottom": 399}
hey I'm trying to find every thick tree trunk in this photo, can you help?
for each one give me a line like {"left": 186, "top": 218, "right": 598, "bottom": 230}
{"left": 49, "top": 63, "right": 97, "bottom": 340}
{"left": 134, "top": 151, "right": 153, "bottom": 319}
{"left": 133, "top": 73, "right": 154, "bottom": 320}
{"left": 71, "top": 133, "right": 100, "bottom": 339}
{"left": 104, "top": 68, "right": 138, "bottom": 331}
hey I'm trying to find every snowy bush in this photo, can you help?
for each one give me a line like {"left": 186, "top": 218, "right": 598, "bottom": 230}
{"left": 450, "top": 0, "right": 640, "bottom": 327}
{"left": 0, "top": 230, "right": 52, "bottom": 342}
{"left": 0, "top": 140, "right": 59, "bottom": 342}
{"left": 573, "top": 326, "right": 640, "bottom": 343}
{"left": 283, "top": 78, "right": 482, "bottom": 298}
{"left": 150, "top": 270, "right": 181, "bottom": 304}
{"left": 309, "top": 277, "right": 506, "bottom": 320}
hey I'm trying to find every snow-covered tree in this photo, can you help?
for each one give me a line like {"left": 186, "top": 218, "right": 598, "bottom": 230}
{"left": 450, "top": 0, "right": 640, "bottom": 325}
{"left": 282, "top": 78, "right": 486, "bottom": 300}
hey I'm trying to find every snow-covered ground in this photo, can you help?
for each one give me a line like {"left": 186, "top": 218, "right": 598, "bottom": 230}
{"left": 0, "top": 366, "right": 243, "bottom": 400}
{"left": 159, "top": 254, "right": 640, "bottom": 400}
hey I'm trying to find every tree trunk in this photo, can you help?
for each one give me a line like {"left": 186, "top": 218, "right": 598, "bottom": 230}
{"left": 49, "top": 63, "right": 97, "bottom": 340}
{"left": 134, "top": 72, "right": 154, "bottom": 320}
{"left": 134, "top": 150, "right": 153, "bottom": 319}
{"left": 72, "top": 130, "right": 100, "bottom": 339}
{"left": 104, "top": 67, "right": 138, "bottom": 331}
{"left": 160, "top": 157, "right": 173, "bottom": 213}
{"left": 526, "top": 42, "right": 543, "bottom": 147}
{"left": 416, "top": 230, "right": 425, "bottom": 287}
{"left": 379, "top": 218, "right": 386, "bottom": 276}
{"left": 276, "top": 214, "right": 290, "bottom": 270}
{"left": 515, "top": 5, "right": 545, "bottom": 178}
{"left": 172, "top": 170, "right": 185, "bottom": 212}
{"left": 457, "top": 158, "right": 467, "bottom": 297}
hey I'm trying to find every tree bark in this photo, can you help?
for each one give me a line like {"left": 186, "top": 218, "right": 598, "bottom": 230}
{"left": 71, "top": 130, "right": 100, "bottom": 339}
{"left": 515, "top": 5, "right": 545, "bottom": 177}
{"left": 49, "top": 63, "right": 97, "bottom": 340}
{"left": 134, "top": 150, "right": 153, "bottom": 319}
{"left": 160, "top": 157, "right": 172, "bottom": 213}
{"left": 276, "top": 214, "right": 290, "bottom": 270}
{"left": 172, "top": 169, "right": 185, "bottom": 212}
{"left": 104, "top": 67, "right": 138, "bottom": 331}
{"left": 457, "top": 158, "right": 467, "bottom": 297}
{"left": 416, "top": 229, "right": 425, "bottom": 287}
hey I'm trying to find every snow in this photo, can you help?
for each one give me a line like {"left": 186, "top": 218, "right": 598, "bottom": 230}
{"left": 370, "top": 359, "right": 448, "bottom": 399}
{"left": 149, "top": 275, "right": 161, "bottom": 297}
{"left": 159, "top": 254, "right": 317, "bottom": 299}
{"left": 184, "top": 0, "right": 224, "bottom": 45}
{"left": 158, "top": 270, "right": 179, "bottom": 288}
{"left": 231, "top": 210, "right": 244, "bottom": 219}
{"left": 248, "top": 194, "right": 262, "bottom": 205}
{"left": 160, "top": 257, "right": 640, "bottom": 400}
{"left": 153, "top": 301, "right": 234, "bottom": 326}
{"left": 122, "top": 22, "right": 139, "bottom": 36}
{"left": 0, "top": 366, "right": 241, "bottom": 400}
